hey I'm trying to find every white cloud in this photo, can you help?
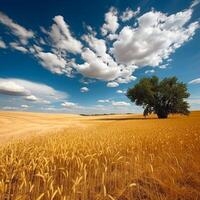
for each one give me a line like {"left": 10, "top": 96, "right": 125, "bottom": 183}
{"left": 117, "top": 90, "right": 126, "bottom": 94}
{"left": 61, "top": 101, "right": 78, "bottom": 109}
{"left": 8, "top": 79, "right": 67, "bottom": 99}
{"left": 159, "top": 64, "right": 168, "bottom": 69}
{"left": 79, "top": 78, "right": 96, "bottom": 85}
{"left": 80, "top": 87, "right": 89, "bottom": 93}
{"left": 0, "top": 40, "right": 6, "bottom": 48}
{"left": 0, "top": 78, "right": 68, "bottom": 105}
{"left": 189, "top": 78, "right": 200, "bottom": 84}
{"left": 36, "top": 51, "right": 77, "bottom": 77}
{"left": 120, "top": 7, "right": 140, "bottom": 22}
{"left": 97, "top": 99, "right": 110, "bottom": 103}
{"left": 29, "top": 44, "right": 43, "bottom": 54}
{"left": 37, "top": 52, "right": 68, "bottom": 74}
{"left": 0, "top": 11, "right": 34, "bottom": 44}
{"left": 10, "top": 42, "right": 28, "bottom": 53}
{"left": 85, "top": 25, "right": 97, "bottom": 36}
{"left": 111, "top": 9, "right": 199, "bottom": 67}
{"left": 101, "top": 7, "right": 119, "bottom": 36}
{"left": 0, "top": 5, "right": 199, "bottom": 88}
{"left": 48, "top": 15, "right": 82, "bottom": 54}
{"left": 21, "top": 104, "right": 29, "bottom": 108}
{"left": 107, "top": 33, "right": 118, "bottom": 41}
{"left": 145, "top": 69, "right": 155, "bottom": 74}
{"left": 76, "top": 48, "right": 120, "bottom": 80}
{"left": 112, "top": 101, "right": 130, "bottom": 106}
{"left": 190, "top": 0, "right": 200, "bottom": 8}
{"left": 39, "top": 38, "right": 46, "bottom": 45}
{"left": 77, "top": 34, "right": 137, "bottom": 83}
{"left": 116, "top": 75, "right": 137, "bottom": 83}
{"left": 82, "top": 33, "right": 106, "bottom": 57}
{"left": 25, "top": 95, "right": 38, "bottom": 101}
{"left": 0, "top": 79, "right": 28, "bottom": 96}
{"left": 2, "top": 106, "right": 18, "bottom": 110}
{"left": 107, "top": 82, "right": 119, "bottom": 87}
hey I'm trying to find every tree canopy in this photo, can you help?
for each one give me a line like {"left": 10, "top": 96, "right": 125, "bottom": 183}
{"left": 127, "top": 76, "right": 190, "bottom": 118}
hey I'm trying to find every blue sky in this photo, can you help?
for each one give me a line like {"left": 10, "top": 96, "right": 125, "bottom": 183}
{"left": 0, "top": 0, "right": 200, "bottom": 114}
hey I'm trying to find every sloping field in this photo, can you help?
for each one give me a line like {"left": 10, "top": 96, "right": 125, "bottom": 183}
{"left": 0, "top": 112, "right": 85, "bottom": 144}
{"left": 0, "top": 111, "right": 200, "bottom": 199}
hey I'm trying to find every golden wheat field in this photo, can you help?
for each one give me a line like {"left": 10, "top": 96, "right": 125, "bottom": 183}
{"left": 0, "top": 111, "right": 200, "bottom": 200}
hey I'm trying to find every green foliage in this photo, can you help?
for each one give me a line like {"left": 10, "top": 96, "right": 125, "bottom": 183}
{"left": 127, "top": 76, "right": 190, "bottom": 118}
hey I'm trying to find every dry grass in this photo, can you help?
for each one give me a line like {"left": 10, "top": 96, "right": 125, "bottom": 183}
{"left": 0, "top": 111, "right": 200, "bottom": 200}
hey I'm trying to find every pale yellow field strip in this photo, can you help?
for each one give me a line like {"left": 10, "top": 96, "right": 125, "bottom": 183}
{"left": 0, "top": 111, "right": 199, "bottom": 144}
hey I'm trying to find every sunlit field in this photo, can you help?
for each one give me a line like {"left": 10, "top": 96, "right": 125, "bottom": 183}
{"left": 0, "top": 111, "right": 200, "bottom": 200}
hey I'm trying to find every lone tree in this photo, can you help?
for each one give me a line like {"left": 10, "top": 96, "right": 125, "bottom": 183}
{"left": 127, "top": 76, "right": 190, "bottom": 118}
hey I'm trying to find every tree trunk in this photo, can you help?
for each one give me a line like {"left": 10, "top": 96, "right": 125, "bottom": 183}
{"left": 157, "top": 112, "right": 168, "bottom": 119}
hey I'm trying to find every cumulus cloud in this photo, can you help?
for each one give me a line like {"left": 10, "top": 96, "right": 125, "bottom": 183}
{"left": 35, "top": 15, "right": 84, "bottom": 77}
{"left": 145, "top": 69, "right": 155, "bottom": 74}
{"left": 29, "top": 44, "right": 43, "bottom": 54}
{"left": 76, "top": 6, "right": 199, "bottom": 85}
{"left": 107, "top": 82, "right": 119, "bottom": 87}
{"left": 159, "top": 64, "right": 168, "bottom": 69}
{"left": 10, "top": 42, "right": 28, "bottom": 53}
{"left": 25, "top": 95, "right": 38, "bottom": 101}
{"left": 76, "top": 48, "right": 120, "bottom": 80}
{"left": 82, "top": 33, "right": 107, "bottom": 57}
{"left": 97, "top": 99, "right": 110, "bottom": 103}
{"left": 0, "top": 40, "right": 6, "bottom": 48}
{"left": 111, "top": 9, "right": 199, "bottom": 67}
{"left": 120, "top": 7, "right": 140, "bottom": 22}
{"left": 116, "top": 75, "right": 137, "bottom": 83}
{"left": 77, "top": 34, "right": 137, "bottom": 82}
{"left": 37, "top": 52, "right": 67, "bottom": 74}
{"left": 79, "top": 78, "right": 96, "bottom": 85}
{"left": 0, "top": 11, "right": 34, "bottom": 44}
{"left": 61, "top": 101, "right": 78, "bottom": 109}
{"left": 116, "top": 89, "right": 126, "bottom": 94}
{"left": 0, "top": 4, "right": 199, "bottom": 88}
{"left": 106, "top": 33, "right": 118, "bottom": 41}
{"left": 21, "top": 104, "right": 29, "bottom": 108}
{"left": 101, "top": 7, "right": 119, "bottom": 36}
{"left": 112, "top": 101, "right": 130, "bottom": 106}
{"left": 80, "top": 87, "right": 89, "bottom": 93}
{"left": 36, "top": 50, "right": 77, "bottom": 77}
{"left": 189, "top": 78, "right": 200, "bottom": 84}
{"left": 48, "top": 15, "right": 82, "bottom": 54}
{"left": 39, "top": 14, "right": 136, "bottom": 83}
{"left": 84, "top": 25, "right": 97, "bottom": 36}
